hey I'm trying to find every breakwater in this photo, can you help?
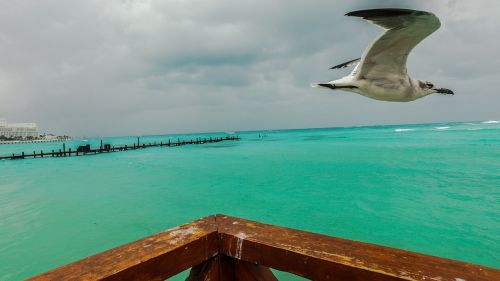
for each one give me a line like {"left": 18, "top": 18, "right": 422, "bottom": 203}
{"left": 0, "top": 135, "right": 240, "bottom": 160}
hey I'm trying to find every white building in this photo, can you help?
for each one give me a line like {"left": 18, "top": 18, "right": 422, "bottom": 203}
{"left": 0, "top": 118, "right": 39, "bottom": 139}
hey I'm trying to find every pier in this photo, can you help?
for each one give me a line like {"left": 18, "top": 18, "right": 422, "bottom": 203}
{"left": 0, "top": 136, "right": 240, "bottom": 160}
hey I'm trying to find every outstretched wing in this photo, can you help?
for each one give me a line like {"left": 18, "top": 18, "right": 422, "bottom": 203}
{"left": 347, "top": 9, "right": 441, "bottom": 81}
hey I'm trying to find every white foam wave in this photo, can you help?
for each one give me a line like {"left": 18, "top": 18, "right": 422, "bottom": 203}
{"left": 435, "top": 126, "right": 450, "bottom": 130}
{"left": 394, "top": 128, "right": 415, "bottom": 132}
{"left": 481, "top": 120, "right": 499, "bottom": 124}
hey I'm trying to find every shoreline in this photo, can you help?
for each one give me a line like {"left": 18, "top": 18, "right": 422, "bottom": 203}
{"left": 0, "top": 139, "right": 71, "bottom": 145}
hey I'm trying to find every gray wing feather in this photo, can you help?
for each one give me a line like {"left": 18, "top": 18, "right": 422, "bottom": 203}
{"left": 346, "top": 9, "right": 441, "bottom": 80}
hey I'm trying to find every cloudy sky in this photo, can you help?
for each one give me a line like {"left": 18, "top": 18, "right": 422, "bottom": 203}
{"left": 0, "top": 0, "right": 499, "bottom": 137}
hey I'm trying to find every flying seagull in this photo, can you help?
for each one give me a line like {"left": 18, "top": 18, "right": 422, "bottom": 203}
{"left": 312, "top": 8, "right": 454, "bottom": 102}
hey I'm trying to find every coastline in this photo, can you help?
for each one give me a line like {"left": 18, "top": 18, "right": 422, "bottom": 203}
{"left": 0, "top": 138, "right": 71, "bottom": 145}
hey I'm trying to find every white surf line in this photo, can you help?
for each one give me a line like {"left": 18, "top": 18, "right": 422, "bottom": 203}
{"left": 394, "top": 128, "right": 416, "bottom": 132}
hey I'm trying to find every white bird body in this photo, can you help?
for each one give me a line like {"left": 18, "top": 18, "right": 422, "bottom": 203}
{"left": 328, "top": 74, "right": 421, "bottom": 102}
{"left": 313, "top": 8, "right": 454, "bottom": 102}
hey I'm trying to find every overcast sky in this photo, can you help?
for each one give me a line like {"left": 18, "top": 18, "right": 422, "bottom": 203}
{"left": 0, "top": 0, "right": 499, "bottom": 137}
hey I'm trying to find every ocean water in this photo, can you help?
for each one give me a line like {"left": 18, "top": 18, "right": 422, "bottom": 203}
{"left": 0, "top": 121, "right": 499, "bottom": 280}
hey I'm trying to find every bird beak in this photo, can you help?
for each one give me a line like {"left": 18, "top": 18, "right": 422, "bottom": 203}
{"left": 436, "top": 88, "right": 454, "bottom": 95}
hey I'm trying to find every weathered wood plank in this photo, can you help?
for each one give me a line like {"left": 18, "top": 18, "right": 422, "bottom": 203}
{"left": 212, "top": 256, "right": 279, "bottom": 281}
{"left": 27, "top": 216, "right": 218, "bottom": 281}
{"left": 233, "top": 259, "right": 279, "bottom": 281}
{"left": 26, "top": 214, "right": 499, "bottom": 281}
{"left": 216, "top": 214, "right": 499, "bottom": 281}
{"left": 186, "top": 257, "right": 220, "bottom": 281}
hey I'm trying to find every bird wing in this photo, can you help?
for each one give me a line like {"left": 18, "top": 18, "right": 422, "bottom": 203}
{"left": 330, "top": 58, "right": 361, "bottom": 69}
{"left": 347, "top": 9, "right": 441, "bottom": 81}
{"left": 330, "top": 58, "right": 361, "bottom": 77}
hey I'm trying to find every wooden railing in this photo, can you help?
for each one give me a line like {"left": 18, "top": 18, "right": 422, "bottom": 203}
{"left": 28, "top": 215, "right": 499, "bottom": 281}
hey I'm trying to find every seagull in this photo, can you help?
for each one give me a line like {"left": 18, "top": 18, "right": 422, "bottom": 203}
{"left": 312, "top": 8, "right": 454, "bottom": 102}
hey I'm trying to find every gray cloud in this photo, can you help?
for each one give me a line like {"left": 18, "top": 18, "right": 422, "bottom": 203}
{"left": 0, "top": 0, "right": 499, "bottom": 137}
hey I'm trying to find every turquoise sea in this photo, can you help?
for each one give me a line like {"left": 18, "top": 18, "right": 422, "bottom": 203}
{"left": 0, "top": 121, "right": 499, "bottom": 280}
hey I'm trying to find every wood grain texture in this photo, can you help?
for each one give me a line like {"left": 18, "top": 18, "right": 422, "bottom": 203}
{"left": 186, "top": 256, "right": 278, "bottom": 281}
{"left": 27, "top": 214, "right": 500, "bottom": 281}
{"left": 27, "top": 216, "right": 218, "bottom": 281}
{"left": 186, "top": 257, "right": 220, "bottom": 281}
{"left": 231, "top": 259, "right": 279, "bottom": 281}
{"left": 216, "top": 214, "right": 499, "bottom": 281}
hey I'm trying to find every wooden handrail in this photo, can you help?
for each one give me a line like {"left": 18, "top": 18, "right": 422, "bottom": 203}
{"left": 28, "top": 214, "right": 499, "bottom": 281}
{"left": 28, "top": 217, "right": 219, "bottom": 281}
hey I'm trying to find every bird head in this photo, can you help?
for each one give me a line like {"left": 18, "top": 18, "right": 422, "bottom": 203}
{"left": 419, "top": 80, "right": 454, "bottom": 96}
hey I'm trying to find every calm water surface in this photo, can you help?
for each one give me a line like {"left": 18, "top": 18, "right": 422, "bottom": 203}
{"left": 1, "top": 121, "right": 499, "bottom": 280}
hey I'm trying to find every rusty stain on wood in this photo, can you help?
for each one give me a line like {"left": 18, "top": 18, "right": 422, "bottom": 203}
{"left": 27, "top": 214, "right": 500, "bottom": 281}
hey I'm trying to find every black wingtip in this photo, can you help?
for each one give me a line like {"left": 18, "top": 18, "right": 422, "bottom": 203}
{"left": 329, "top": 58, "right": 361, "bottom": 70}
{"left": 345, "top": 8, "right": 421, "bottom": 18}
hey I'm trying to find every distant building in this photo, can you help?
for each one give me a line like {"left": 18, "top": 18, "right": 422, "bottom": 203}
{"left": 0, "top": 118, "right": 39, "bottom": 139}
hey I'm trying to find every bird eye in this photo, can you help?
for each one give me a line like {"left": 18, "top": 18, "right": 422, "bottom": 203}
{"left": 426, "top": 83, "right": 434, "bottom": 88}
